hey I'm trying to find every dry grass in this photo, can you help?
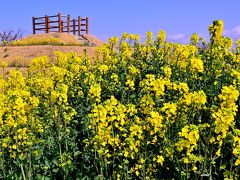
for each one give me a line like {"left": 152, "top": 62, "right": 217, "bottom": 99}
{"left": 9, "top": 33, "right": 83, "bottom": 46}
{"left": 82, "top": 34, "right": 105, "bottom": 46}
{"left": 0, "top": 46, "right": 97, "bottom": 67}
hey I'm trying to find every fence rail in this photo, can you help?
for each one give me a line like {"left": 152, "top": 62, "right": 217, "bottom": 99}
{"left": 32, "top": 13, "right": 89, "bottom": 35}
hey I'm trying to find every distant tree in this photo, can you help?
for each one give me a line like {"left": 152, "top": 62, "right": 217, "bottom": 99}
{"left": 0, "top": 29, "right": 23, "bottom": 43}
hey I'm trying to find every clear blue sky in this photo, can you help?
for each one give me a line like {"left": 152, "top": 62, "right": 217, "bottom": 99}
{"left": 1, "top": 0, "right": 240, "bottom": 42}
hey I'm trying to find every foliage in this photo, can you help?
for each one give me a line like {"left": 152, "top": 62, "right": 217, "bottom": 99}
{"left": 0, "top": 20, "right": 240, "bottom": 179}
{"left": 0, "top": 29, "right": 23, "bottom": 44}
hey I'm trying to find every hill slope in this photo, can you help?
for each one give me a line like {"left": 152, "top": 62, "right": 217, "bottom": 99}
{"left": 0, "top": 33, "right": 105, "bottom": 67}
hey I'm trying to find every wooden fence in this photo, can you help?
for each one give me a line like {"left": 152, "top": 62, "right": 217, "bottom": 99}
{"left": 32, "top": 13, "right": 89, "bottom": 35}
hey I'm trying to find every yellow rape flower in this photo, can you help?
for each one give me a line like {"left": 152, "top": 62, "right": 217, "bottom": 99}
{"left": 189, "top": 57, "right": 204, "bottom": 73}
{"left": 98, "top": 64, "right": 109, "bottom": 74}
{"left": 161, "top": 102, "right": 177, "bottom": 119}
{"left": 162, "top": 66, "right": 172, "bottom": 79}
{"left": 192, "top": 166, "right": 197, "bottom": 172}
{"left": 121, "top": 32, "right": 128, "bottom": 41}
{"left": 190, "top": 33, "right": 199, "bottom": 45}
{"left": 157, "top": 30, "right": 166, "bottom": 45}
{"left": 177, "top": 82, "right": 189, "bottom": 93}
{"left": 156, "top": 155, "right": 164, "bottom": 166}
{"left": 89, "top": 83, "right": 101, "bottom": 102}
{"left": 125, "top": 79, "right": 135, "bottom": 90}
{"left": 208, "top": 20, "right": 224, "bottom": 40}
{"left": 146, "top": 32, "right": 153, "bottom": 44}
{"left": 108, "top": 36, "right": 119, "bottom": 46}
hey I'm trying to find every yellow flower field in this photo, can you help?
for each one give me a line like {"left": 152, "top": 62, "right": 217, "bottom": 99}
{"left": 0, "top": 20, "right": 240, "bottom": 179}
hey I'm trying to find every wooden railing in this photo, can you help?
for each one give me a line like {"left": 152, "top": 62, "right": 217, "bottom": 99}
{"left": 32, "top": 13, "right": 89, "bottom": 35}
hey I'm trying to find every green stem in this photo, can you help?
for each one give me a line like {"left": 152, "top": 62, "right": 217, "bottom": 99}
{"left": 185, "top": 163, "right": 188, "bottom": 180}
{"left": 28, "top": 154, "right": 32, "bottom": 180}
{"left": 229, "top": 155, "right": 233, "bottom": 179}
{"left": 20, "top": 164, "right": 27, "bottom": 180}
{"left": 143, "top": 152, "right": 146, "bottom": 180}
{"left": 209, "top": 152, "right": 212, "bottom": 177}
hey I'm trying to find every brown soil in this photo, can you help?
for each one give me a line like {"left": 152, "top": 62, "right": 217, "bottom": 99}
{"left": 0, "top": 33, "right": 106, "bottom": 67}
{"left": 3, "top": 67, "right": 28, "bottom": 75}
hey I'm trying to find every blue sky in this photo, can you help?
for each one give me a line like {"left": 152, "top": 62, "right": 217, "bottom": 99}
{"left": 1, "top": 0, "right": 240, "bottom": 42}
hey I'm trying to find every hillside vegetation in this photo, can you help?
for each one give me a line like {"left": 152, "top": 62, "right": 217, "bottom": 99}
{"left": 9, "top": 33, "right": 82, "bottom": 46}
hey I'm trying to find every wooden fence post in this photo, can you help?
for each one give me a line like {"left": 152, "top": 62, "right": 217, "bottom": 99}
{"left": 86, "top": 17, "right": 89, "bottom": 34}
{"left": 32, "top": 17, "right": 36, "bottom": 34}
{"left": 58, "top": 13, "right": 62, "bottom": 33}
{"left": 67, "top": 15, "right": 70, "bottom": 33}
{"left": 45, "top": 15, "right": 49, "bottom": 33}
{"left": 78, "top": 16, "right": 81, "bottom": 36}
{"left": 73, "top": 19, "right": 76, "bottom": 35}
